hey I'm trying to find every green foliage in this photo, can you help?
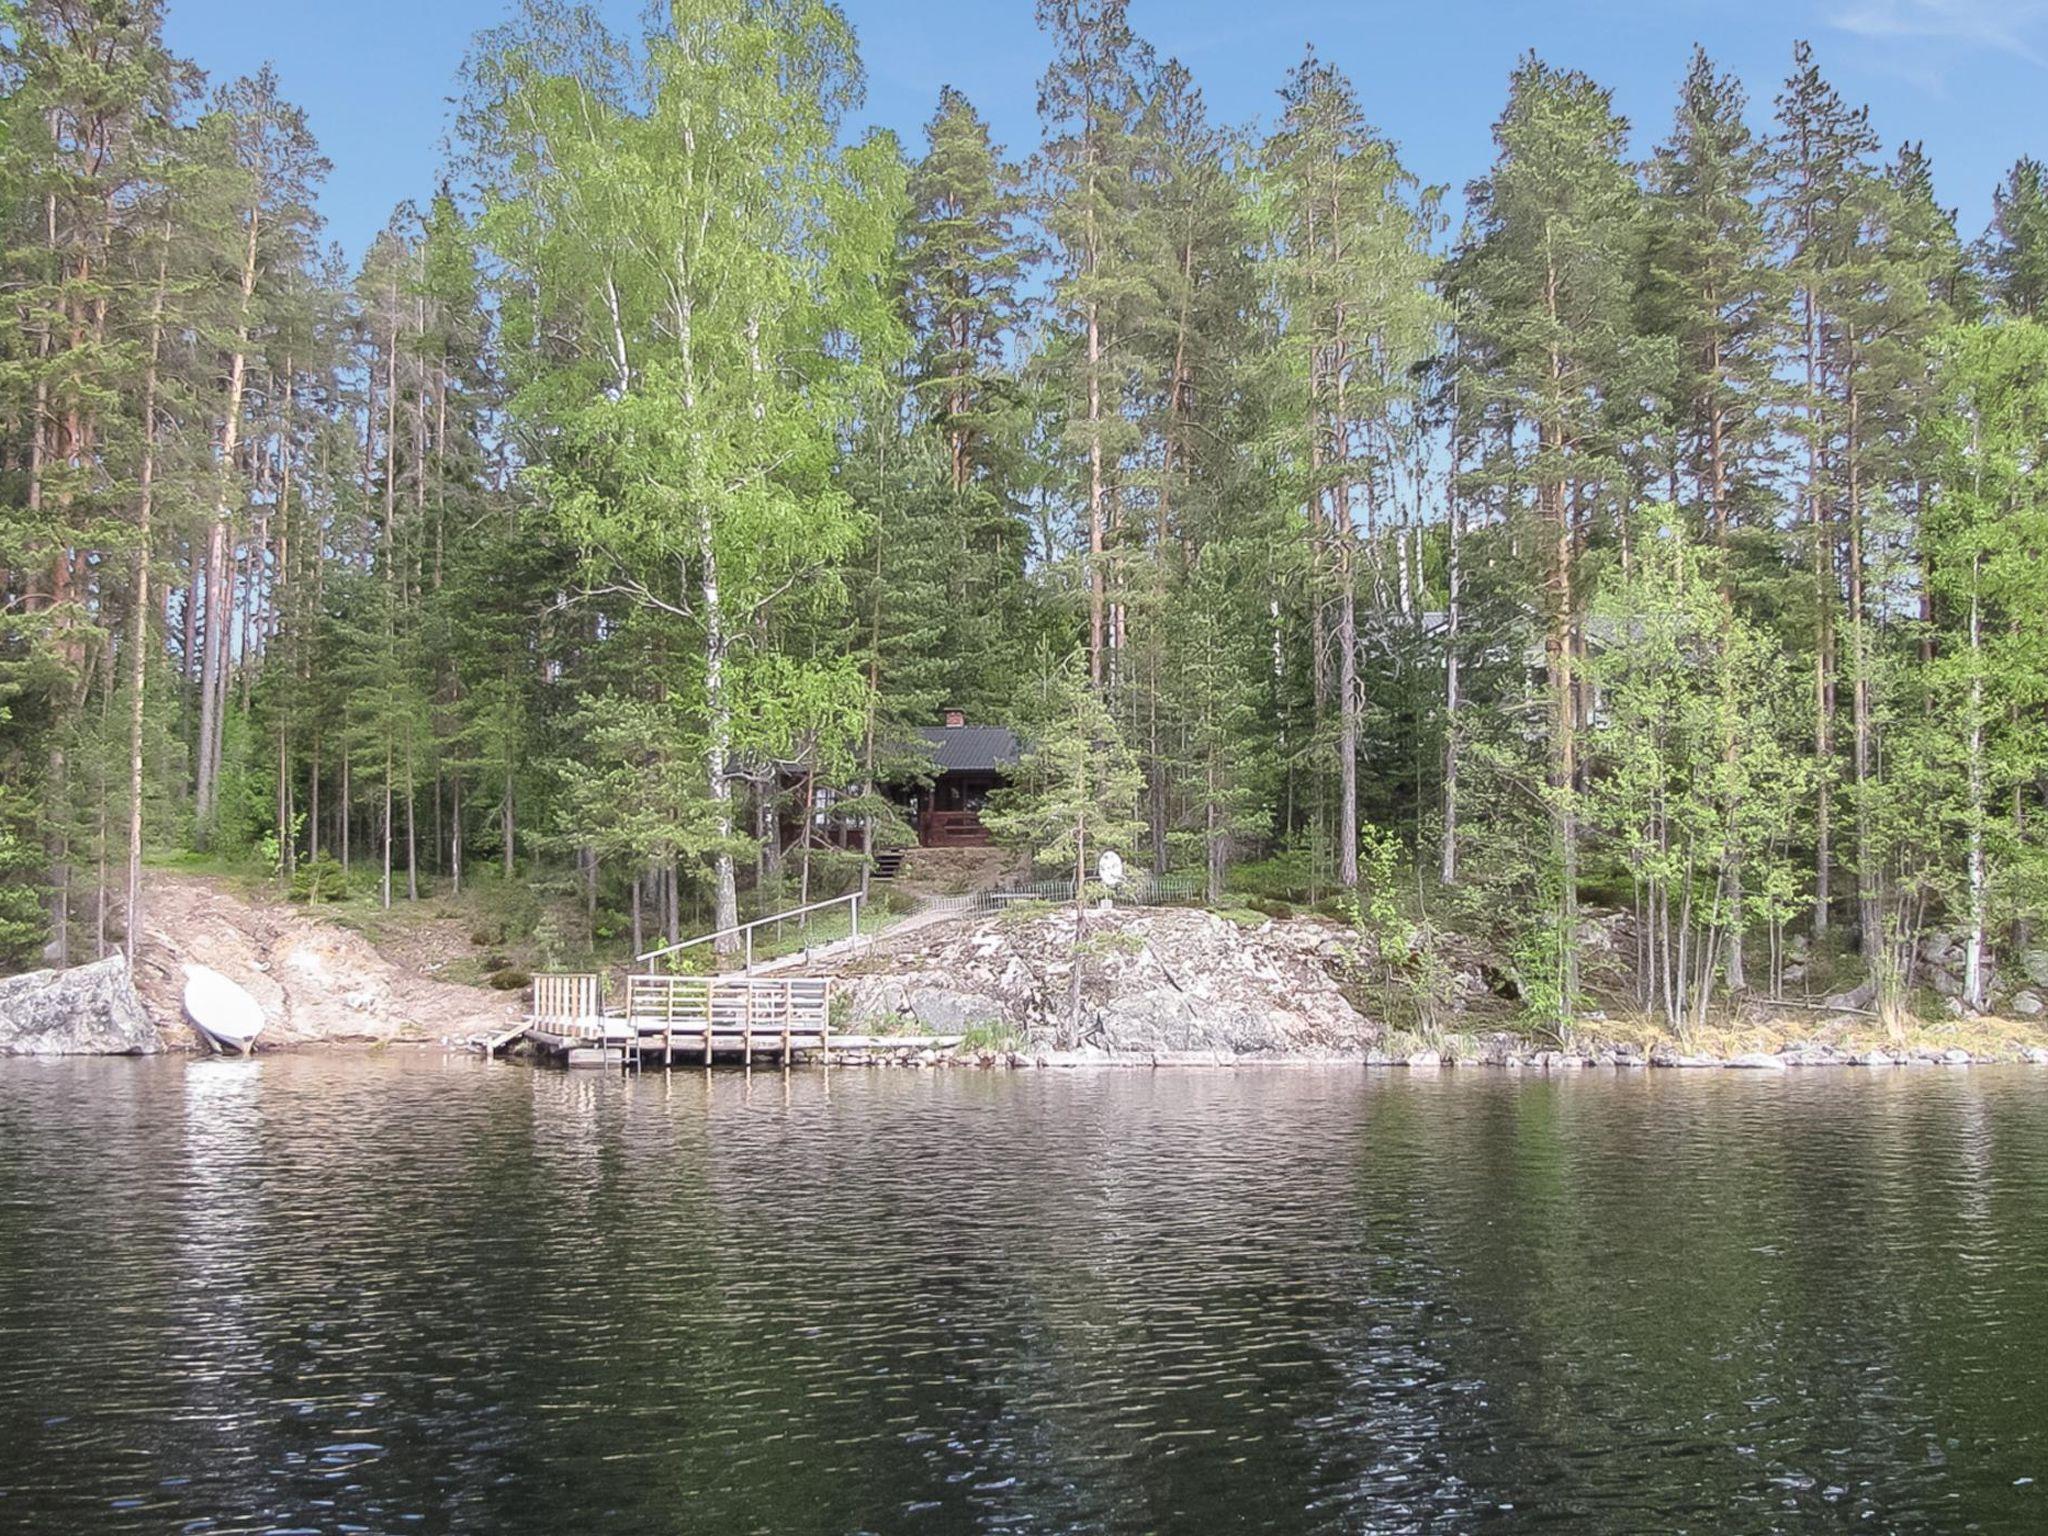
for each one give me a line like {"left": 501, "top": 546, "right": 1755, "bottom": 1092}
{"left": 2, "top": 0, "right": 2045, "bottom": 1041}
{"left": 1338, "top": 823, "right": 1460, "bottom": 1039}
{"left": 1585, "top": 509, "right": 1815, "bottom": 1030}
{"left": 0, "top": 737, "right": 47, "bottom": 970}
{"left": 984, "top": 649, "right": 1145, "bottom": 891}
{"left": 958, "top": 1019, "right": 1026, "bottom": 1054}
{"left": 288, "top": 854, "right": 351, "bottom": 904}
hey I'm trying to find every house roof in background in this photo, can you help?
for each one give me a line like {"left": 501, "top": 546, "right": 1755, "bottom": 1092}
{"left": 916, "top": 725, "right": 1021, "bottom": 774}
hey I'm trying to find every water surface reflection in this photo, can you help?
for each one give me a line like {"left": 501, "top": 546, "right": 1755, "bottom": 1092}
{"left": 0, "top": 1058, "right": 2042, "bottom": 1532}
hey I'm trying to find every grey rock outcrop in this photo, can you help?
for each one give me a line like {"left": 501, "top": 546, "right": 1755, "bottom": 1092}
{"left": 0, "top": 955, "right": 163, "bottom": 1056}
{"left": 841, "top": 907, "right": 1378, "bottom": 1059}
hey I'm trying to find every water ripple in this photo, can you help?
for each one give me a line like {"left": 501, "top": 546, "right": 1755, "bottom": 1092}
{"left": 0, "top": 1059, "right": 2043, "bottom": 1533}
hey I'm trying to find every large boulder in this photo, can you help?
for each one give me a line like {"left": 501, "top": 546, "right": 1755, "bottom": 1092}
{"left": 0, "top": 955, "right": 164, "bottom": 1055}
{"left": 842, "top": 906, "right": 1379, "bottom": 1059}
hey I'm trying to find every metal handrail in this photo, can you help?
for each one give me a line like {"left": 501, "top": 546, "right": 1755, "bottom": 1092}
{"left": 635, "top": 890, "right": 864, "bottom": 974}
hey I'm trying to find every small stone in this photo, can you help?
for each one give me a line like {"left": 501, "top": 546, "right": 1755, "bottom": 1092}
{"left": 2009, "top": 990, "right": 2044, "bottom": 1019}
{"left": 1940, "top": 1047, "right": 1973, "bottom": 1065}
{"left": 1851, "top": 1049, "right": 1894, "bottom": 1066}
{"left": 1726, "top": 1052, "right": 1788, "bottom": 1071}
{"left": 2020, "top": 1047, "right": 2048, "bottom": 1065}
{"left": 1402, "top": 1048, "right": 1442, "bottom": 1068}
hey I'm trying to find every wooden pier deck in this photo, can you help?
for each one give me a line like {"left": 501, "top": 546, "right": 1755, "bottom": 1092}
{"left": 513, "top": 971, "right": 956, "bottom": 1067}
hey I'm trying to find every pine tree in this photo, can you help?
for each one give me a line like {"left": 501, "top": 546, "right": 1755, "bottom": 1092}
{"left": 1768, "top": 40, "right": 1879, "bottom": 944}
{"left": 1035, "top": 0, "right": 1152, "bottom": 692}
{"left": 1641, "top": 46, "right": 1782, "bottom": 555}
{"left": 1264, "top": 48, "right": 1442, "bottom": 890}
{"left": 1450, "top": 54, "right": 1649, "bottom": 1020}
{"left": 1639, "top": 47, "right": 1784, "bottom": 990}
{"left": 1983, "top": 158, "right": 2048, "bottom": 319}
{"left": 898, "top": 84, "right": 1036, "bottom": 715}
{"left": 984, "top": 646, "right": 1145, "bottom": 1037}
{"left": 1922, "top": 320, "right": 2048, "bottom": 1011}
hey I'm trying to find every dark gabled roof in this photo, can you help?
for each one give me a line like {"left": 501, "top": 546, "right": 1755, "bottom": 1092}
{"left": 916, "top": 724, "right": 1021, "bottom": 775}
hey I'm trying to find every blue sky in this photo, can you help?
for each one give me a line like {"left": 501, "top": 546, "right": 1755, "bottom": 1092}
{"left": 163, "top": 0, "right": 2044, "bottom": 264}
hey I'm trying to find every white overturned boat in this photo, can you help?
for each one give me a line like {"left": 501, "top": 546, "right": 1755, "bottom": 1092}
{"left": 182, "top": 964, "right": 266, "bottom": 1056}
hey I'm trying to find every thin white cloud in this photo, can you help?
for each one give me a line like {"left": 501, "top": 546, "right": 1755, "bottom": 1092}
{"left": 1829, "top": 0, "right": 2048, "bottom": 65}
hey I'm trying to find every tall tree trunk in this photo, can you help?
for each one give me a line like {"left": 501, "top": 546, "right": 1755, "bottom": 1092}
{"left": 124, "top": 234, "right": 170, "bottom": 962}
{"left": 195, "top": 198, "right": 263, "bottom": 840}
{"left": 1964, "top": 555, "right": 1988, "bottom": 1011}
{"left": 1441, "top": 418, "right": 1463, "bottom": 886}
{"left": 1845, "top": 372, "right": 1878, "bottom": 953}
{"left": 1803, "top": 275, "right": 1834, "bottom": 938}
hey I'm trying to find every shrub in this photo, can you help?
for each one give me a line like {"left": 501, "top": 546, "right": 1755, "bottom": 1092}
{"left": 289, "top": 854, "right": 350, "bottom": 904}
{"left": 487, "top": 968, "right": 532, "bottom": 991}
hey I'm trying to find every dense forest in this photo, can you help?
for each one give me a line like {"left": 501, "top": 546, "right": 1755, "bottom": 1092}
{"left": 3, "top": 0, "right": 2046, "bottom": 1034}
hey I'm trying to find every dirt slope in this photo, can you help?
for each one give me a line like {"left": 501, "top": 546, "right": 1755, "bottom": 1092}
{"left": 132, "top": 872, "right": 519, "bottom": 1051}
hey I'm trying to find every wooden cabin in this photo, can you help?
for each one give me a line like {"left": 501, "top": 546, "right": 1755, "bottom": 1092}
{"left": 773, "top": 712, "right": 1022, "bottom": 857}
{"left": 904, "top": 711, "right": 1020, "bottom": 848}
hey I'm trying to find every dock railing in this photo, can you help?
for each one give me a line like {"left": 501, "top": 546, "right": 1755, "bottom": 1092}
{"left": 623, "top": 974, "right": 832, "bottom": 1065}
{"left": 635, "top": 890, "right": 865, "bottom": 976}
{"left": 531, "top": 971, "right": 603, "bottom": 1025}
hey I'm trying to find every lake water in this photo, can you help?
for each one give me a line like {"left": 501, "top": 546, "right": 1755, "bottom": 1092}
{"left": 0, "top": 1057, "right": 2043, "bottom": 1533}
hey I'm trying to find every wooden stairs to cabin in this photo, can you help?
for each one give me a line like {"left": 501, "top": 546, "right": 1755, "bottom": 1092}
{"left": 870, "top": 849, "right": 906, "bottom": 881}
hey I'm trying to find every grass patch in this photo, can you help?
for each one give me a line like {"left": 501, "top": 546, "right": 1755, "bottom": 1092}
{"left": 1213, "top": 906, "right": 1272, "bottom": 929}
{"left": 959, "top": 1019, "right": 1026, "bottom": 1054}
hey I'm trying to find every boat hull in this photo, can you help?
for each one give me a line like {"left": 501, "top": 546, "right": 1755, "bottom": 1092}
{"left": 181, "top": 965, "right": 266, "bottom": 1055}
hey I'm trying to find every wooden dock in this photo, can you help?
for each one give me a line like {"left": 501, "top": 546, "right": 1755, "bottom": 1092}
{"left": 513, "top": 896, "right": 961, "bottom": 1068}
{"left": 513, "top": 970, "right": 955, "bottom": 1067}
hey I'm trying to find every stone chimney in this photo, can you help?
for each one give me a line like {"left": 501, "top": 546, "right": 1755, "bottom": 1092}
{"left": 943, "top": 708, "right": 966, "bottom": 728}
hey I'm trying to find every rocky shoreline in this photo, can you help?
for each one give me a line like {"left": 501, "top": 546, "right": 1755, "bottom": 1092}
{"left": 835, "top": 906, "right": 2048, "bottom": 1070}
{"left": 6, "top": 883, "right": 2048, "bottom": 1071}
{"left": 829, "top": 1039, "right": 2048, "bottom": 1070}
